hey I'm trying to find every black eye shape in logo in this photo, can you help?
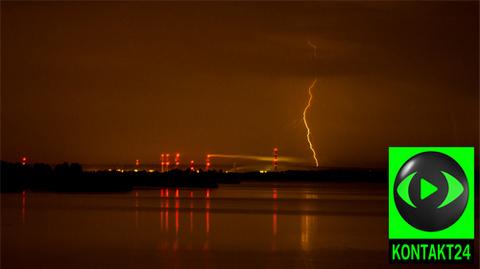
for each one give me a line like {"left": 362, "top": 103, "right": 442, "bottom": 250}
{"left": 394, "top": 151, "right": 469, "bottom": 231}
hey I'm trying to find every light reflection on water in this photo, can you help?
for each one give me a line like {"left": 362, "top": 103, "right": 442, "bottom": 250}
{"left": 2, "top": 182, "right": 388, "bottom": 268}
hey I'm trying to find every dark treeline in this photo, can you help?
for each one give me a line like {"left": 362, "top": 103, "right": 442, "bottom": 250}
{"left": 0, "top": 161, "right": 217, "bottom": 192}
{"left": 8, "top": 161, "right": 454, "bottom": 193}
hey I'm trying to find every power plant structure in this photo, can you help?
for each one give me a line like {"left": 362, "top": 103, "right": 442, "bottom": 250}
{"left": 160, "top": 153, "right": 173, "bottom": 172}
{"left": 142, "top": 147, "right": 282, "bottom": 173}
{"left": 16, "top": 147, "right": 286, "bottom": 173}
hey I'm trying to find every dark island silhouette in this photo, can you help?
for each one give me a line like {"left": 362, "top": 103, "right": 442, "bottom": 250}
{"left": 0, "top": 160, "right": 392, "bottom": 193}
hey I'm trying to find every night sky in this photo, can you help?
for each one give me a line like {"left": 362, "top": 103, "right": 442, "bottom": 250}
{"left": 1, "top": 2, "right": 478, "bottom": 168}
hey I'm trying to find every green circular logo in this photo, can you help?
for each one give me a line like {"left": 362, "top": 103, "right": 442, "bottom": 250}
{"left": 394, "top": 151, "right": 468, "bottom": 231}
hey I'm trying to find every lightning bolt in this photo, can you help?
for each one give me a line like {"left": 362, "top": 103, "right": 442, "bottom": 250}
{"left": 303, "top": 41, "right": 319, "bottom": 167}
{"left": 307, "top": 41, "right": 317, "bottom": 58}
{"left": 303, "top": 79, "right": 319, "bottom": 167}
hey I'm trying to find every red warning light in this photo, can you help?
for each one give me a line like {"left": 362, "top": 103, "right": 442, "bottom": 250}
{"left": 161, "top": 154, "right": 165, "bottom": 172}
{"left": 205, "top": 154, "right": 211, "bottom": 171}
{"left": 273, "top": 147, "right": 278, "bottom": 171}
{"left": 175, "top": 153, "right": 180, "bottom": 167}
{"left": 189, "top": 160, "right": 195, "bottom": 171}
{"left": 165, "top": 154, "right": 170, "bottom": 171}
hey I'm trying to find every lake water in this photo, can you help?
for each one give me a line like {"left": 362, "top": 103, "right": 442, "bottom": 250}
{"left": 0, "top": 182, "right": 468, "bottom": 268}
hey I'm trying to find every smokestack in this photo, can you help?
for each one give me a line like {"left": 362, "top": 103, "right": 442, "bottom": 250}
{"left": 273, "top": 147, "right": 278, "bottom": 171}
{"left": 190, "top": 160, "right": 195, "bottom": 172}
{"left": 206, "top": 154, "right": 211, "bottom": 171}
{"left": 175, "top": 153, "right": 180, "bottom": 168}
{"left": 161, "top": 154, "right": 165, "bottom": 172}
{"left": 166, "top": 153, "right": 170, "bottom": 172}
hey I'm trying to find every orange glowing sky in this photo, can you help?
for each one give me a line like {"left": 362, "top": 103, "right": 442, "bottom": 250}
{"left": 1, "top": 1, "right": 478, "bottom": 168}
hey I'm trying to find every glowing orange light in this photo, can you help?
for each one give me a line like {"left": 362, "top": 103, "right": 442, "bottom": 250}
{"left": 135, "top": 159, "right": 140, "bottom": 166}
{"left": 175, "top": 189, "right": 179, "bottom": 198}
